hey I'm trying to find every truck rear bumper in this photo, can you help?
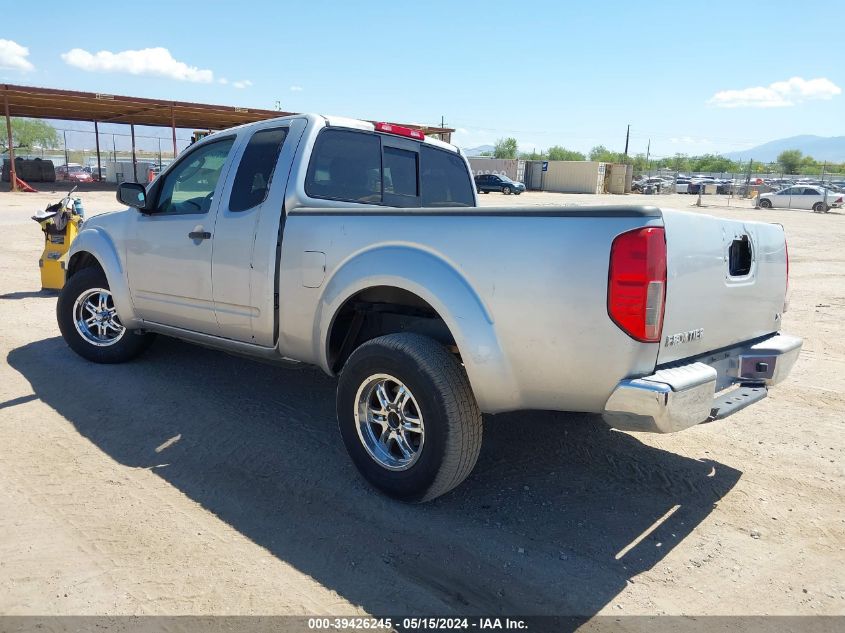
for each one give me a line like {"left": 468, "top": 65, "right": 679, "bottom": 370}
{"left": 602, "top": 333, "right": 802, "bottom": 433}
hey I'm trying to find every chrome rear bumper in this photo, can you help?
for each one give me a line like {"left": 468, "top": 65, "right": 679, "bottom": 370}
{"left": 602, "top": 333, "right": 802, "bottom": 433}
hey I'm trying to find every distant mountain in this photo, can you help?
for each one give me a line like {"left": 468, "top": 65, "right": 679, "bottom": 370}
{"left": 725, "top": 135, "right": 845, "bottom": 163}
{"left": 461, "top": 144, "right": 495, "bottom": 157}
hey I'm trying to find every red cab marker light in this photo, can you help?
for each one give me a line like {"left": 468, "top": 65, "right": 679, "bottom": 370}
{"left": 374, "top": 122, "right": 426, "bottom": 140}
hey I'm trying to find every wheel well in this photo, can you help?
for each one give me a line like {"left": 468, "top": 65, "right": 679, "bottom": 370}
{"left": 66, "top": 252, "right": 104, "bottom": 280}
{"left": 327, "top": 286, "right": 457, "bottom": 373}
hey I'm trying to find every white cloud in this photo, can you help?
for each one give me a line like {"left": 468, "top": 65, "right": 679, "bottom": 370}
{"left": 218, "top": 77, "right": 229, "bottom": 85}
{"left": 61, "top": 47, "right": 214, "bottom": 83}
{"left": 289, "top": 85, "right": 303, "bottom": 92}
{"left": 708, "top": 76, "right": 841, "bottom": 108}
{"left": 669, "top": 136, "right": 712, "bottom": 145}
{"left": 232, "top": 79, "right": 253, "bottom": 89}
{"left": 0, "top": 39, "right": 34, "bottom": 71}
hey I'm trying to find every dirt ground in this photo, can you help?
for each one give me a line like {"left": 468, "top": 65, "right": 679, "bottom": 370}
{"left": 0, "top": 187, "right": 842, "bottom": 618}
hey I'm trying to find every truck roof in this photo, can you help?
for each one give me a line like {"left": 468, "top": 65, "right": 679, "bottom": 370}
{"left": 205, "top": 112, "right": 462, "bottom": 155}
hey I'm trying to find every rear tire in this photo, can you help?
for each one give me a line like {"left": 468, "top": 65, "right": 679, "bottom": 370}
{"left": 57, "top": 267, "right": 154, "bottom": 364}
{"left": 813, "top": 201, "right": 828, "bottom": 213}
{"left": 337, "top": 333, "right": 482, "bottom": 502}
{"left": 759, "top": 198, "right": 772, "bottom": 209}
{"left": 502, "top": 186, "right": 511, "bottom": 195}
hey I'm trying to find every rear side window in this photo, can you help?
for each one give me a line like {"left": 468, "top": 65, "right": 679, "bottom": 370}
{"left": 305, "top": 128, "right": 473, "bottom": 207}
{"left": 420, "top": 146, "right": 474, "bottom": 207}
{"left": 229, "top": 127, "right": 289, "bottom": 211}
{"left": 383, "top": 147, "right": 418, "bottom": 198}
{"left": 305, "top": 129, "right": 381, "bottom": 203}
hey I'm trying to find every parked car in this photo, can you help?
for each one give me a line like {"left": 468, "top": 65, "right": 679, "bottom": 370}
{"left": 58, "top": 113, "right": 801, "bottom": 502}
{"left": 675, "top": 177, "right": 691, "bottom": 194}
{"left": 758, "top": 186, "right": 843, "bottom": 212}
{"left": 687, "top": 177, "right": 716, "bottom": 195}
{"left": 57, "top": 164, "right": 94, "bottom": 183}
{"left": 475, "top": 173, "right": 525, "bottom": 195}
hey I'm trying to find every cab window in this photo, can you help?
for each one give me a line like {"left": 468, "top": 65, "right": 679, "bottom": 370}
{"left": 305, "top": 129, "right": 382, "bottom": 203}
{"left": 155, "top": 138, "right": 234, "bottom": 214}
{"left": 229, "top": 127, "right": 288, "bottom": 211}
{"left": 420, "top": 145, "right": 474, "bottom": 207}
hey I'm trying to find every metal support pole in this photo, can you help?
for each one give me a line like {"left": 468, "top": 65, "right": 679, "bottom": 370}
{"left": 170, "top": 106, "right": 177, "bottom": 158}
{"left": 94, "top": 120, "right": 102, "bottom": 181}
{"left": 130, "top": 123, "right": 137, "bottom": 183}
{"left": 63, "top": 130, "right": 69, "bottom": 171}
{"left": 4, "top": 95, "right": 16, "bottom": 191}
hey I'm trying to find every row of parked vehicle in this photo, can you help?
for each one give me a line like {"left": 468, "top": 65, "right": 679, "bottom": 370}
{"left": 633, "top": 174, "right": 844, "bottom": 212}
{"left": 633, "top": 175, "right": 735, "bottom": 195}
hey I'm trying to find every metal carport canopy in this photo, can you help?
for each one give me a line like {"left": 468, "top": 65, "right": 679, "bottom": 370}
{"left": 2, "top": 83, "right": 454, "bottom": 190}
{"left": 1, "top": 83, "right": 296, "bottom": 129}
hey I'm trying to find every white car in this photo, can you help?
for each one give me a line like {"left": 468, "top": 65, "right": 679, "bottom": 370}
{"left": 758, "top": 186, "right": 843, "bottom": 213}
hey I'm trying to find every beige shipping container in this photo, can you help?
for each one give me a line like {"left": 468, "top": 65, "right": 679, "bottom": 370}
{"left": 608, "top": 163, "right": 627, "bottom": 194}
{"left": 467, "top": 158, "right": 520, "bottom": 181}
{"left": 542, "top": 161, "right": 605, "bottom": 194}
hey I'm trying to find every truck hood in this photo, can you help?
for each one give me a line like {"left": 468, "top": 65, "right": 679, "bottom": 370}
{"left": 81, "top": 208, "right": 131, "bottom": 230}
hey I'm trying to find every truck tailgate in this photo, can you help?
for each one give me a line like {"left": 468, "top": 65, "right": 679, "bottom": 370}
{"left": 658, "top": 209, "right": 788, "bottom": 364}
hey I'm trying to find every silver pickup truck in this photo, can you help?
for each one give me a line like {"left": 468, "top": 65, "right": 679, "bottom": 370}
{"left": 57, "top": 113, "right": 802, "bottom": 501}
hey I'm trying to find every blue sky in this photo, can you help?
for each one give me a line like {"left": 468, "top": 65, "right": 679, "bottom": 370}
{"left": 2, "top": 0, "right": 843, "bottom": 158}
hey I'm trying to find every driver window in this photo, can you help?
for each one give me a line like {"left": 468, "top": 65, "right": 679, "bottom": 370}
{"left": 156, "top": 138, "right": 235, "bottom": 214}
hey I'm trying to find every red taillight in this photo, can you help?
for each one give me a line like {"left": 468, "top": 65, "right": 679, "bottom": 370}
{"left": 836, "top": 197, "right": 843, "bottom": 204}
{"left": 608, "top": 227, "right": 667, "bottom": 343}
{"left": 374, "top": 122, "right": 426, "bottom": 140}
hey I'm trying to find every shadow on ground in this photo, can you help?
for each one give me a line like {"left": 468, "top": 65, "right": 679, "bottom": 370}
{"left": 8, "top": 336, "right": 741, "bottom": 617}
{"left": 0, "top": 290, "right": 58, "bottom": 300}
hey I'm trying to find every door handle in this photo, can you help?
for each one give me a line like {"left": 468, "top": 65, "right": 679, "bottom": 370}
{"left": 188, "top": 231, "right": 212, "bottom": 240}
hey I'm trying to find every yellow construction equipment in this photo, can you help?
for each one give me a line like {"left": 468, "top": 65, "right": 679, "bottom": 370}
{"left": 32, "top": 188, "right": 84, "bottom": 290}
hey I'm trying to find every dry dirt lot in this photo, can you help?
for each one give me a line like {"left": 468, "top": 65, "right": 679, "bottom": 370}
{"left": 0, "top": 187, "right": 842, "bottom": 618}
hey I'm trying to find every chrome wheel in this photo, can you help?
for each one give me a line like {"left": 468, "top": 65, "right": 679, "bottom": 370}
{"left": 73, "top": 287, "right": 126, "bottom": 347}
{"left": 354, "top": 373, "right": 425, "bottom": 471}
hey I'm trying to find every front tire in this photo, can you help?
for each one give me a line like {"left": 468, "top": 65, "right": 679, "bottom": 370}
{"left": 337, "top": 333, "right": 482, "bottom": 502}
{"left": 57, "top": 267, "right": 154, "bottom": 363}
{"left": 502, "top": 186, "right": 512, "bottom": 195}
{"left": 759, "top": 198, "right": 772, "bottom": 209}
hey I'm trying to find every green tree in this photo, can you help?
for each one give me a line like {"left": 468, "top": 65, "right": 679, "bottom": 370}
{"left": 689, "top": 154, "right": 738, "bottom": 174}
{"left": 777, "top": 149, "right": 803, "bottom": 174}
{"left": 0, "top": 118, "right": 59, "bottom": 152}
{"left": 547, "top": 146, "right": 585, "bottom": 161}
{"left": 519, "top": 149, "right": 547, "bottom": 161}
{"left": 493, "top": 137, "right": 518, "bottom": 159}
{"left": 588, "top": 145, "right": 625, "bottom": 163}
{"left": 630, "top": 153, "right": 649, "bottom": 172}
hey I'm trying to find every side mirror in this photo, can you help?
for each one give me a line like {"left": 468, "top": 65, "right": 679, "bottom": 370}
{"left": 116, "top": 182, "right": 151, "bottom": 211}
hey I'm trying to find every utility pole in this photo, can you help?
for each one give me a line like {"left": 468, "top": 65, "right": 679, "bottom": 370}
{"left": 623, "top": 124, "right": 630, "bottom": 160}
{"left": 821, "top": 161, "right": 828, "bottom": 209}
{"left": 645, "top": 139, "right": 650, "bottom": 174}
{"left": 63, "top": 130, "right": 69, "bottom": 169}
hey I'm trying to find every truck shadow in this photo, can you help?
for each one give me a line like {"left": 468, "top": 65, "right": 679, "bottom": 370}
{"left": 8, "top": 336, "right": 741, "bottom": 618}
